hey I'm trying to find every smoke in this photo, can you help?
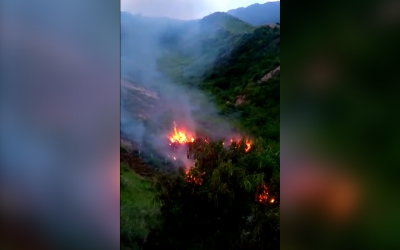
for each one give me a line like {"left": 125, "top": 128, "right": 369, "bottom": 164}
{"left": 120, "top": 12, "right": 242, "bottom": 165}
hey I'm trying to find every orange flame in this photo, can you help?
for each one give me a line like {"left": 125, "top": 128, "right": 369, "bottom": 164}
{"left": 245, "top": 141, "right": 251, "bottom": 152}
{"left": 229, "top": 138, "right": 252, "bottom": 152}
{"left": 169, "top": 122, "right": 194, "bottom": 144}
{"left": 256, "top": 184, "right": 269, "bottom": 202}
{"left": 255, "top": 184, "right": 277, "bottom": 204}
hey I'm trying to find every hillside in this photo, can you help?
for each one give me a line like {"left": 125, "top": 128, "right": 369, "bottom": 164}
{"left": 227, "top": 1, "right": 280, "bottom": 26}
{"left": 157, "top": 24, "right": 280, "bottom": 140}
{"left": 202, "top": 25, "right": 280, "bottom": 139}
{"left": 120, "top": 10, "right": 280, "bottom": 250}
{"left": 121, "top": 11, "right": 255, "bottom": 81}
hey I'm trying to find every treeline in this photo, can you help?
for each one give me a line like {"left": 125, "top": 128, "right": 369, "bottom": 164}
{"left": 127, "top": 138, "right": 280, "bottom": 250}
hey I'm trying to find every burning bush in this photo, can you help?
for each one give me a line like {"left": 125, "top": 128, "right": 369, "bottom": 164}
{"left": 151, "top": 137, "right": 280, "bottom": 250}
{"left": 167, "top": 121, "right": 253, "bottom": 162}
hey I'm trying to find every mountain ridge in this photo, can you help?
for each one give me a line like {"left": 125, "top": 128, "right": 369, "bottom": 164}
{"left": 227, "top": 1, "right": 280, "bottom": 25}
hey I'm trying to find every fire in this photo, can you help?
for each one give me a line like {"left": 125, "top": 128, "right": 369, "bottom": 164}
{"left": 228, "top": 138, "right": 252, "bottom": 152}
{"left": 245, "top": 141, "right": 251, "bottom": 152}
{"left": 184, "top": 167, "right": 203, "bottom": 185}
{"left": 256, "top": 184, "right": 269, "bottom": 202}
{"left": 255, "top": 184, "right": 277, "bottom": 204}
{"left": 168, "top": 122, "right": 251, "bottom": 152}
{"left": 169, "top": 122, "right": 194, "bottom": 144}
{"left": 166, "top": 123, "right": 254, "bottom": 187}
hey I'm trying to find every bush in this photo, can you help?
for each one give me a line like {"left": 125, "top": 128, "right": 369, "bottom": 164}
{"left": 148, "top": 138, "right": 280, "bottom": 250}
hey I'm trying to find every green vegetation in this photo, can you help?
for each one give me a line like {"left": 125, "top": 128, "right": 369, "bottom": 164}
{"left": 120, "top": 163, "right": 161, "bottom": 250}
{"left": 151, "top": 138, "right": 280, "bottom": 250}
{"left": 121, "top": 11, "right": 280, "bottom": 250}
{"left": 157, "top": 22, "right": 280, "bottom": 140}
{"left": 121, "top": 138, "right": 280, "bottom": 250}
{"left": 157, "top": 12, "right": 255, "bottom": 81}
{"left": 201, "top": 26, "right": 280, "bottom": 140}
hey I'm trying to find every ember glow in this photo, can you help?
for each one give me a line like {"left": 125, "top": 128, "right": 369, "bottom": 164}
{"left": 256, "top": 184, "right": 269, "bottom": 203}
{"left": 185, "top": 168, "right": 203, "bottom": 185}
{"left": 254, "top": 184, "right": 277, "bottom": 204}
{"left": 169, "top": 122, "right": 194, "bottom": 144}
{"left": 229, "top": 138, "right": 252, "bottom": 152}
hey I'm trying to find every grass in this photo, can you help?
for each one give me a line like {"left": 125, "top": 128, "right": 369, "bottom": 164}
{"left": 120, "top": 162, "right": 161, "bottom": 249}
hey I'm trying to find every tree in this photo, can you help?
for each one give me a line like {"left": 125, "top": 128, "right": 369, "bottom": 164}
{"left": 151, "top": 138, "right": 280, "bottom": 250}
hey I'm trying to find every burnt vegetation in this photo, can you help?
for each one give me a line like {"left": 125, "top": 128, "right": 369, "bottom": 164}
{"left": 121, "top": 11, "right": 280, "bottom": 250}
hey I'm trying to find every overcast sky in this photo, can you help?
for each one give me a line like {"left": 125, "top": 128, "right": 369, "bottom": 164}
{"left": 121, "top": 0, "right": 277, "bottom": 20}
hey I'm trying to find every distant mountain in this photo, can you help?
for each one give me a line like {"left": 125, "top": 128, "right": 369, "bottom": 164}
{"left": 227, "top": 1, "right": 280, "bottom": 26}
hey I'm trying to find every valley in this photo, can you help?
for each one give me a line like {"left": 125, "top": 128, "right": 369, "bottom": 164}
{"left": 120, "top": 4, "right": 280, "bottom": 250}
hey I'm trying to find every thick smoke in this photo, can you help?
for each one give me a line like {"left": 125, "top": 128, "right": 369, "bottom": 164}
{"left": 120, "top": 13, "right": 244, "bottom": 166}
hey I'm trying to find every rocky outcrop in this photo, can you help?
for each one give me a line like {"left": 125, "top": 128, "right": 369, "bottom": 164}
{"left": 235, "top": 95, "right": 245, "bottom": 106}
{"left": 259, "top": 65, "right": 280, "bottom": 83}
{"left": 264, "top": 23, "right": 280, "bottom": 28}
{"left": 121, "top": 79, "right": 159, "bottom": 99}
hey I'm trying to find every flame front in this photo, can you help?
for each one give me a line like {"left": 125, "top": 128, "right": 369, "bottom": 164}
{"left": 169, "top": 122, "right": 194, "bottom": 144}
{"left": 245, "top": 141, "right": 251, "bottom": 152}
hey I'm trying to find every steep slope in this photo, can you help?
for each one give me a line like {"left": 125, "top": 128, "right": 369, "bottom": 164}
{"left": 227, "top": 1, "right": 280, "bottom": 26}
{"left": 120, "top": 162, "right": 161, "bottom": 250}
{"left": 201, "top": 25, "right": 280, "bottom": 140}
{"left": 156, "top": 12, "right": 255, "bottom": 79}
{"left": 121, "top": 10, "right": 280, "bottom": 141}
{"left": 121, "top": 11, "right": 254, "bottom": 79}
{"left": 201, "top": 12, "right": 255, "bottom": 33}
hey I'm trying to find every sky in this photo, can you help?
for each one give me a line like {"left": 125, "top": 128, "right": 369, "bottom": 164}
{"left": 121, "top": 0, "right": 277, "bottom": 20}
